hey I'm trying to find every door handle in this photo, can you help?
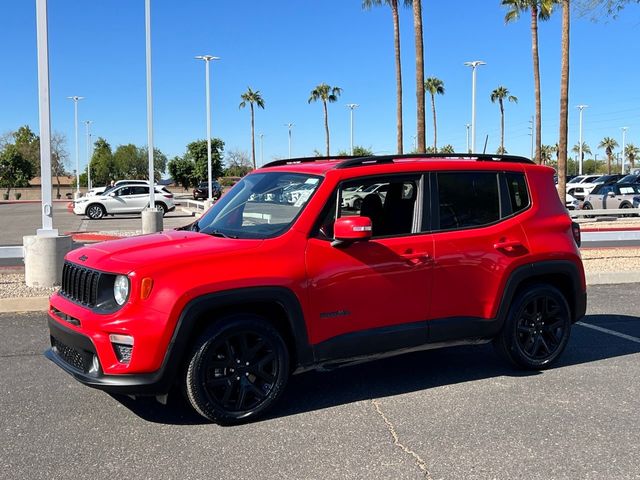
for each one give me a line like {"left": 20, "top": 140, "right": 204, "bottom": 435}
{"left": 400, "top": 251, "right": 432, "bottom": 265}
{"left": 493, "top": 240, "right": 524, "bottom": 253}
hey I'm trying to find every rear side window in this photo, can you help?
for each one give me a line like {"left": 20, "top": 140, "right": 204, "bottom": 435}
{"left": 505, "top": 173, "right": 530, "bottom": 214}
{"left": 437, "top": 172, "right": 500, "bottom": 230}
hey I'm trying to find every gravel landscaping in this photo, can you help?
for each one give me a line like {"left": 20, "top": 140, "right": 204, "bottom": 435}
{"left": 0, "top": 273, "right": 57, "bottom": 299}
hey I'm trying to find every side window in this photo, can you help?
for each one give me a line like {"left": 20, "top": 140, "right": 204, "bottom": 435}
{"left": 117, "top": 187, "right": 130, "bottom": 196}
{"left": 601, "top": 186, "right": 613, "bottom": 195}
{"left": 315, "top": 176, "right": 420, "bottom": 240}
{"left": 132, "top": 186, "right": 149, "bottom": 195}
{"left": 436, "top": 172, "right": 500, "bottom": 230}
{"left": 505, "top": 173, "right": 530, "bottom": 214}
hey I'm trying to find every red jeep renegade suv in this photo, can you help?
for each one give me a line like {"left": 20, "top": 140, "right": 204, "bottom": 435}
{"left": 46, "top": 154, "right": 586, "bottom": 424}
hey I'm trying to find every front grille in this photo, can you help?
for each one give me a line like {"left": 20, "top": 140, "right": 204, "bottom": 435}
{"left": 60, "top": 262, "right": 101, "bottom": 307}
{"left": 51, "top": 336, "right": 93, "bottom": 373}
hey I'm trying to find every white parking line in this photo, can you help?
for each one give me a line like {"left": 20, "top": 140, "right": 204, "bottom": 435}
{"left": 577, "top": 321, "right": 640, "bottom": 344}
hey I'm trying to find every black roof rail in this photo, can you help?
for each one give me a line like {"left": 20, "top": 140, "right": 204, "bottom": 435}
{"left": 336, "top": 153, "right": 534, "bottom": 169}
{"left": 262, "top": 155, "right": 365, "bottom": 168}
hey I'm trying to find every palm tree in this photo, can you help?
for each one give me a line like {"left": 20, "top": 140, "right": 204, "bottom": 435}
{"left": 624, "top": 143, "right": 639, "bottom": 171}
{"left": 502, "top": 0, "right": 557, "bottom": 165}
{"left": 239, "top": 87, "right": 265, "bottom": 169}
{"left": 541, "top": 144, "right": 555, "bottom": 165}
{"left": 413, "top": 0, "right": 426, "bottom": 153}
{"left": 598, "top": 137, "right": 619, "bottom": 174}
{"left": 571, "top": 142, "right": 591, "bottom": 161}
{"left": 557, "top": 0, "right": 570, "bottom": 202}
{"left": 308, "top": 83, "right": 342, "bottom": 156}
{"left": 362, "top": 0, "right": 412, "bottom": 154}
{"left": 424, "top": 77, "right": 445, "bottom": 150}
{"left": 490, "top": 86, "right": 518, "bottom": 154}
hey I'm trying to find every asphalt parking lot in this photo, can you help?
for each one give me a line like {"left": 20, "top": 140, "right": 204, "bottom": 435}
{"left": 1, "top": 284, "right": 638, "bottom": 480}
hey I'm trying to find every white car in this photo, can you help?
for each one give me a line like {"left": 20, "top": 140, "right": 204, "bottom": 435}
{"left": 341, "top": 183, "right": 389, "bottom": 209}
{"left": 86, "top": 186, "right": 107, "bottom": 196}
{"left": 565, "top": 193, "right": 580, "bottom": 210}
{"left": 563, "top": 175, "right": 600, "bottom": 200}
{"left": 73, "top": 184, "right": 175, "bottom": 219}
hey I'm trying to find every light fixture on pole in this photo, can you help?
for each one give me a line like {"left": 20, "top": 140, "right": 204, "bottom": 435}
{"left": 195, "top": 54, "right": 220, "bottom": 204}
{"left": 259, "top": 133, "right": 264, "bottom": 167}
{"left": 463, "top": 60, "right": 485, "bottom": 153}
{"left": 84, "top": 120, "right": 93, "bottom": 190}
{"left": 576, "top": 105, "right": 588, "bottom": 175}
{"left": 346, "top": 104, "right": 359, "bottom": 155}
{"left": 285, "top": 123, "right": 294, "bottom": 159}
{"left": 622, "top": 126, "right": 628, "bottom": 174}
{"left": 465, "top": 124, "right": 471, "bottom": 153}
{"left": 529, "top": 116, "right": 534, "bottom": 160}
{"left": 67, "top": 95, "right": 84, "bottom": 198}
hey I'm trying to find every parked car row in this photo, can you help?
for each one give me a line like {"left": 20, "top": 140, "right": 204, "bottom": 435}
{"left": 561, "top": 173, "right": 637, "bottom": 200}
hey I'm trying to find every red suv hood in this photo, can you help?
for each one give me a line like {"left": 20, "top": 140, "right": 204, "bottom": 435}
{"left": 66, "top": 230, "right": 262, "bottom": 273}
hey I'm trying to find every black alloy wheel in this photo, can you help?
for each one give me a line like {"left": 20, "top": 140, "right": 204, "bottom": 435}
{"left": 494, "top": 285, "right": 571, "bottom": 370}
{"left": 186, "top": 315, "right": 289, "bottom": 425}
{"left": 86, "top": 204, "right": 105, "bottom": 220}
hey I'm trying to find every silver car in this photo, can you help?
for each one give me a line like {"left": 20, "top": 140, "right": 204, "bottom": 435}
{"left": 582, "top": 183, "right": 640, "bottom": 212}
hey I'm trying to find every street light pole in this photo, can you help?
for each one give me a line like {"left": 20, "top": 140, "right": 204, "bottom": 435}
{"left": 285, "top": 123, "right": 294, "bottom": 159}
{"left": 622, "top": 126, "right": 628, "bottom": 174}
{"left": 464, "top": 60, "right": 485, "bottom": 153}
{"left": 577, "top": 105, "right": 588, "bottom": 175}
{"left": 529, "top": 116, "right": 534, "bottom": 160}
{"left": 195, "top": 54, "right": 220, "bottom": 203}
{"left": 465, "top": 124, "right": 471, "bottom": 153}
{"left": 346, "top": 104, "right": 359, "bottom": 155}
{"left": 259, "top": 133, "right": 264, "bottom": 167}
{"left": 67, "top": 95, "right": 84, "bottom": 198}
{"left": 84, "top": 120, "right": 93, "bottom": 190}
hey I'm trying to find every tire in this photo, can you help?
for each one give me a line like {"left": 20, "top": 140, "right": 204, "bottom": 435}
{"left": 86, "top": 204, "right": 106, "bottom": 220}
{"left": 582, "top": 202, "right": 594, "bottom": 219}
{"left": 493, "top": 284, "right": 571, "bottom": 370}
{"left": 620, "top": 202, "right": 634, "bottom": 217}
{"left": 353, "top": 198, "right": 362, "bottom": 211}
{"left": 156, "top": 202, "right": 168, "bottom": 216}
{"left": 185, "top": 315, "right": 289, "bottom": 425}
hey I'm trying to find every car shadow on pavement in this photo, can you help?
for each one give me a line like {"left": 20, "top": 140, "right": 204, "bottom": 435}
{"left": 112, "top": 314, "right": 640, "bottom": 425}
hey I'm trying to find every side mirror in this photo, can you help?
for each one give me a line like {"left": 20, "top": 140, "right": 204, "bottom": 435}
{"left": 607, "top": 191, "right": 615, "bottom": 197}
{"left": 109, "top": 192, "right": 117, "bottom": 197}
{"left": 332, "top": 216, "right": 372, "bottom": 247}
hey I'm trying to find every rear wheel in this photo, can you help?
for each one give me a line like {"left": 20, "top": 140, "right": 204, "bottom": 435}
{"left": 156, "top": 202, "right": 168, "bottom": 216}
{"left": 185, "top": 315, "right": 289, "bottom": 425}
{"left": 582, "top": 202, "right": 594, "bottom": 219}
{"left": 620, "top": 202, "right": 634, "bottom": 217}
{"left": 494, "top": 285, "right": 571, "bottom": 370}
{"left": 353, "top": 198, "right": 362, "bottom": 211}
{"left": 86, "top": 204, "right": 105, "bottom": 220}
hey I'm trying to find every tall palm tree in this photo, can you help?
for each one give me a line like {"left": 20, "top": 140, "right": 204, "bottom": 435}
{"left": 362, "top": 0, "right": 412, "bottom": 154}
{"left": 502, "top": 0, "right": 557, "bottom": 165}
{"left": 571, "top": 142, "right": 591, "bottom": 161}
{"left": 413, "top": 0, "right": 426, "bottom": 153}
{"left": 490, "top": 86, "right": 518, "bottom": 154}
{"left": 541, "top": 144, "right": 555, "bottom": 165}
{"left": 598, "top": 137, "right": 619, "bottom": 174}
{"left": 308, "top": 83, "right": 342, "bottom": 156}
{"left": 624, "top": 143, "right": 639, "bottom": 171}
{"left": 239, "top": 87, "right": 265, "bottom": 169}
{"left": 557, "top": 0, "right": 570, "bottom": 201}
{"left": 424, "top": 77, "right": 445, "bottom": 150}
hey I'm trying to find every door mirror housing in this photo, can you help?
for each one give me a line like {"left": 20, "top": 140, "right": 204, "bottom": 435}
{"left": 332, "top": 216, "right": 372, "bottom": 247}
{"left": 607, "top": 191, "right": 615, "bottom": 198}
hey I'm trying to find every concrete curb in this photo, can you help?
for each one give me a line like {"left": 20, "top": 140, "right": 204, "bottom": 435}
{"left": 0, "top": 296, "right": 50, "bottom": 313}
{"left": 585, "top": 272, "right": 640, "bottom": 285}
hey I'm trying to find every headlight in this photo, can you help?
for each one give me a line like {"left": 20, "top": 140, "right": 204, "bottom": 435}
{"left": 113, "top": 275, "right": 130, "bottom": 306}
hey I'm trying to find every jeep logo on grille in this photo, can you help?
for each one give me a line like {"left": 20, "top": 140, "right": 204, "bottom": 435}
{"left": 78, "top": 255, "right": 88, "bottom": 262}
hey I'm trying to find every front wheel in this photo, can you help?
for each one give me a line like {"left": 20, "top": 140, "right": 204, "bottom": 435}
{"left": 185, "top": 315, "right": 289, "bottom": 425}
{"left": 86, "top": 204, "right": 105, "bottom": 220}
{"left": 494, "top": 285, "right": 571, "bottom": 370}
{"left": 582, "top": 202, "right": 594, "bottom": 219}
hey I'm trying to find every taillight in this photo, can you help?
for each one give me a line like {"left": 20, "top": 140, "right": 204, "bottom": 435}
{"left": 571, "top": 221, "right": 581, "bottom": 247}
{"left": 163, "top": 194, "right": 173, "bottom": 198}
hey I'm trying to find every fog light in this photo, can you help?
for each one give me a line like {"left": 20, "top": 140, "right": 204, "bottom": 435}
{"left": 109, "top": 334, "right": 133, "bottom": 364}
{"left": 88, "top": 354, "right": 100, "bottom": 374}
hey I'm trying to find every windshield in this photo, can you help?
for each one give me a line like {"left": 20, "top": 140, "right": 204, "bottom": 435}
{"left": 194, "top": 172, "right": 322, "bottom": 239}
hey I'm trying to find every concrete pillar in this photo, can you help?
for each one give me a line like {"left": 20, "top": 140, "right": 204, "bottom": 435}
{"left": 142, "top": 208, "right": 163, "bottom": 234}
{"left": 203, "top": 199, "right": 214, "bottom": 210}
{"left": 23, "top": 234, "right": 73, "bottom": 287}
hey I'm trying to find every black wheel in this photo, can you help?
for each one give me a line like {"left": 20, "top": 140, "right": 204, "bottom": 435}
{"left": 86, "top": 204, "right": 105, "bottom": 220}
{"left": 620, "top": 202, "right": 634, "bottom": 217}
{"left": 353, "top": 197, "right": 362, "bottom": 211}
{"left": 185, "top": 315, "right": 289, "bottom": 425}
{"left": 494, "top": 285, "right": 571, "bottom": 370}
{"left": 582, "top": 202, "right": 594, "bottom": 219}
{"left": 156, "top": 202, "right": 168, "bottom": 216}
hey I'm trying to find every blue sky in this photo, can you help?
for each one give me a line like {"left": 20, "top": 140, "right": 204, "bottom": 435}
{"left": 2, "top": 1, "right": 640, "bottom": 175}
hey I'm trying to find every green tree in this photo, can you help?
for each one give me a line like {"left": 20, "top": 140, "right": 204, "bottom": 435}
{"left": 337, "top": 146, "right": 374, "bottom": 156}
{"left": 0, "top": 144, "right": 33, "bottom": 196}
{"left": 167, "top": 156, "right": 196, "bottom": 190}
{"left": 412, "top": 0, "right": 426, "bottom": 153}
{"left": 51, "top": 133, "right": 69, "bottom": 198}
{"left": 89, "top": 137, "right": 115, "bottom": 187}
{"left": 308, "top": 83, "right": 342, "bottom": 156}
{"left": 571, "top": 142, "right": 591, "bottom": 160}
{"left": 12, "top": 125, "right": 40, "bottom": 175}
{"left": 598, "top": 137, "right": 619, "bottom": 174}
{"left": 440, "top": 144, "right": 455, "bottom": 154}
{"left": 502, "top": 0, "right": 557, "bottom": 164}
{"left": 185, "top": 139, "right": 225, "bottom": 181}
{"left": 239, "top": 87, "right": 265, "bottom": 169}
{"left": 362, "top": 0, "right": 413, "bottom": 154}
{"left": 490, "top": 86, "right": 518, "bottom": 154}
{"left": 424, "top": 77, "right": 445, "bottom": 150}
{"left": 541, "top": 144, "right": 555, "bottom": 164}
{"left": 624, "top": 143, "right": 639, "bottom": 171}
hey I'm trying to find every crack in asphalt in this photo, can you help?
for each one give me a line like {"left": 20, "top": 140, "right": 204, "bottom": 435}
{"left": 0, "top": 352, "right": 41, "bottom": 359}
{"left": 371, "top": 399, "right": 434, "bottom": 479}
